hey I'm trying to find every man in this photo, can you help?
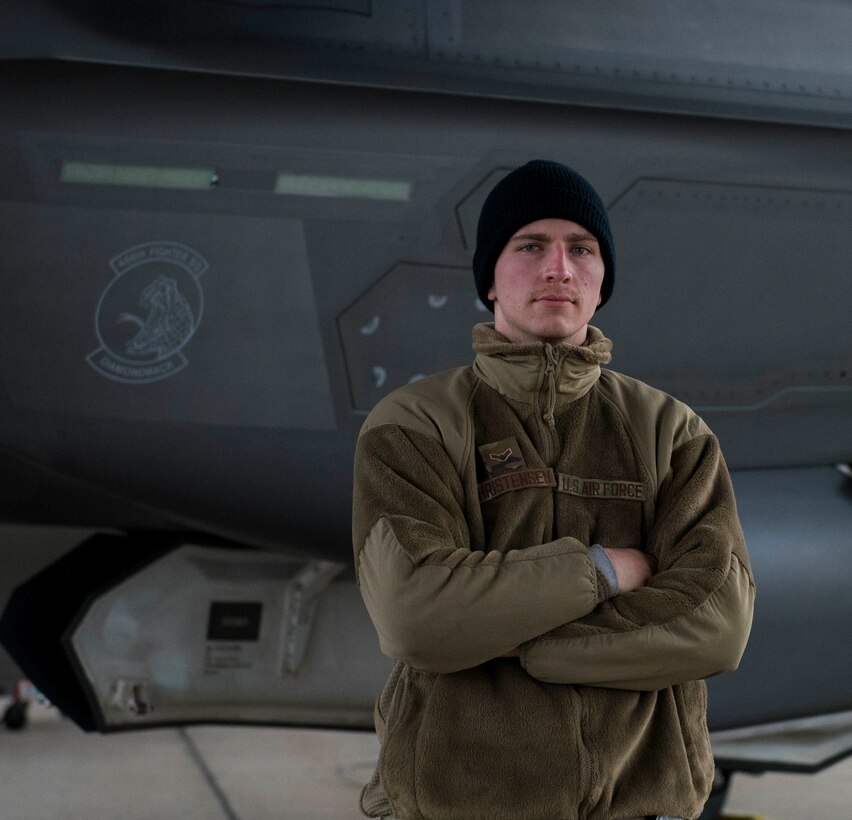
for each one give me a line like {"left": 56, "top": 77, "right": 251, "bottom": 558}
{"left": 352, "top": 160, "right": 754, "bottom": 820}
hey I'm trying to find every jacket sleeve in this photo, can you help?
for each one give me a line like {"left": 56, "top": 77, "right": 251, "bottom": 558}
{"left": 353, "top": 421, "right": 609, "bottom": 674}
{"left": 520, "top": 433, "right": 755, "bottom": 690}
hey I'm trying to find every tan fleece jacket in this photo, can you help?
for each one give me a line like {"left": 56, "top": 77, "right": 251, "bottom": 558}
{"left": 353, "top": 323, "right": 755, "bottom": 820}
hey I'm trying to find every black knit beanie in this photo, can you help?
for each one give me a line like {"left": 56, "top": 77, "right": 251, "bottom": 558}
{"left": 473, "top": 160, "right": 615, "bottom": 311}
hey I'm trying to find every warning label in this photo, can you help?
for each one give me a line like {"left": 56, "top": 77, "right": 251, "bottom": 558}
{"left": 203, "top": 643, "right": 254, "bottom": 676}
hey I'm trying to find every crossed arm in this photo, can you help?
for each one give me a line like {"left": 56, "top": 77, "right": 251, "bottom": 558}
{"left": 499, "top": 548, "right": 655, "bottom": 657}
{"left": 353, "top": 423, "right": 754, "bottom": 690}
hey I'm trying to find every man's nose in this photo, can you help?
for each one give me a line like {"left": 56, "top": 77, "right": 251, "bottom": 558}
{"left": 542, "top": 247, "right": 572, "bottom": 280}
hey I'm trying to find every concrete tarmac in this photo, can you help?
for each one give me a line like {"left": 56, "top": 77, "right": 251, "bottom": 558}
{"left": 1, "top": 700, "right": 850, "bottom": 819}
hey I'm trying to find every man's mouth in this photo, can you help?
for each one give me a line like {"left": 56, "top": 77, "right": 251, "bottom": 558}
{"left": 535, "top": 294, "right": 575, "bottom": 303}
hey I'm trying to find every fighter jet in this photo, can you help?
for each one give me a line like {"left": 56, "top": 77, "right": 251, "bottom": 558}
{"left": 1, "top": 2, "right": 851, "bottom": 816}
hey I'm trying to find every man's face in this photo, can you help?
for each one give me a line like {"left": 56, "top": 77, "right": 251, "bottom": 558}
{"left": 487, "top": 218, "right": 604, "bottom": 346}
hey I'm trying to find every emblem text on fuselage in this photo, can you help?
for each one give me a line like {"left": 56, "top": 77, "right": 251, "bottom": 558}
{"left": 86, "top": 241, "right": 208, "bottom": 384}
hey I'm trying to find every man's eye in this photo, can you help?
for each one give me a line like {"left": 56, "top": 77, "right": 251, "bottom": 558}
{"left": 571, "top": 246, "right": 593, "bottom": 256}
{"left": 518, "top": 243, "right": 540, "bottom": 252}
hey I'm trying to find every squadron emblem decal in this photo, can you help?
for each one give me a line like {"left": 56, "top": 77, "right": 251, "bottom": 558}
{"left": 86, "top": 242, "right": 207, "bottom": 383}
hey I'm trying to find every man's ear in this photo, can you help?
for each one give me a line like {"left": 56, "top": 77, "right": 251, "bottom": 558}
{"left": 487, "top": 283, "right": 497, "bottom": 302}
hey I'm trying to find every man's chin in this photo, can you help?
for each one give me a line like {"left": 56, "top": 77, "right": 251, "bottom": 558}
{"left": 530, "top": 322, "right": 588, "bottom": 346}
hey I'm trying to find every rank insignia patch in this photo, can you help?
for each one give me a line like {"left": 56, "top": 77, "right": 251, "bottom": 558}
{"left": 478, "top": 437, "right": 526, "bottom": 477}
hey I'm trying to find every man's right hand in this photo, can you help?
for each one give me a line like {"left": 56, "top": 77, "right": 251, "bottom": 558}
{"left": 604, "top": 548, "right": 656, "bottom": 593}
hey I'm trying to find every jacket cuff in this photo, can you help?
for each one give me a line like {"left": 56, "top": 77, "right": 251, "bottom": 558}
{"left": 588, "top": 544, "right": 618, "bottom": 600}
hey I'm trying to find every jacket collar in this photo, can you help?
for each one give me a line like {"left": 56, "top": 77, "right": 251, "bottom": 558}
{"left": 472, "top": 323, "right": 613, "bottom": 406}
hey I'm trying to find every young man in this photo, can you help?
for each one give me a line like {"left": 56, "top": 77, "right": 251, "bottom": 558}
{"left": 352, "top": 160, "right": 755, "bottom": 820}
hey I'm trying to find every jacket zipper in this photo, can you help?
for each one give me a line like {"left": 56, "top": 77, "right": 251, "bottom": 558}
{"left": 540, "top": 344, "right": 560, "bottom": 465}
